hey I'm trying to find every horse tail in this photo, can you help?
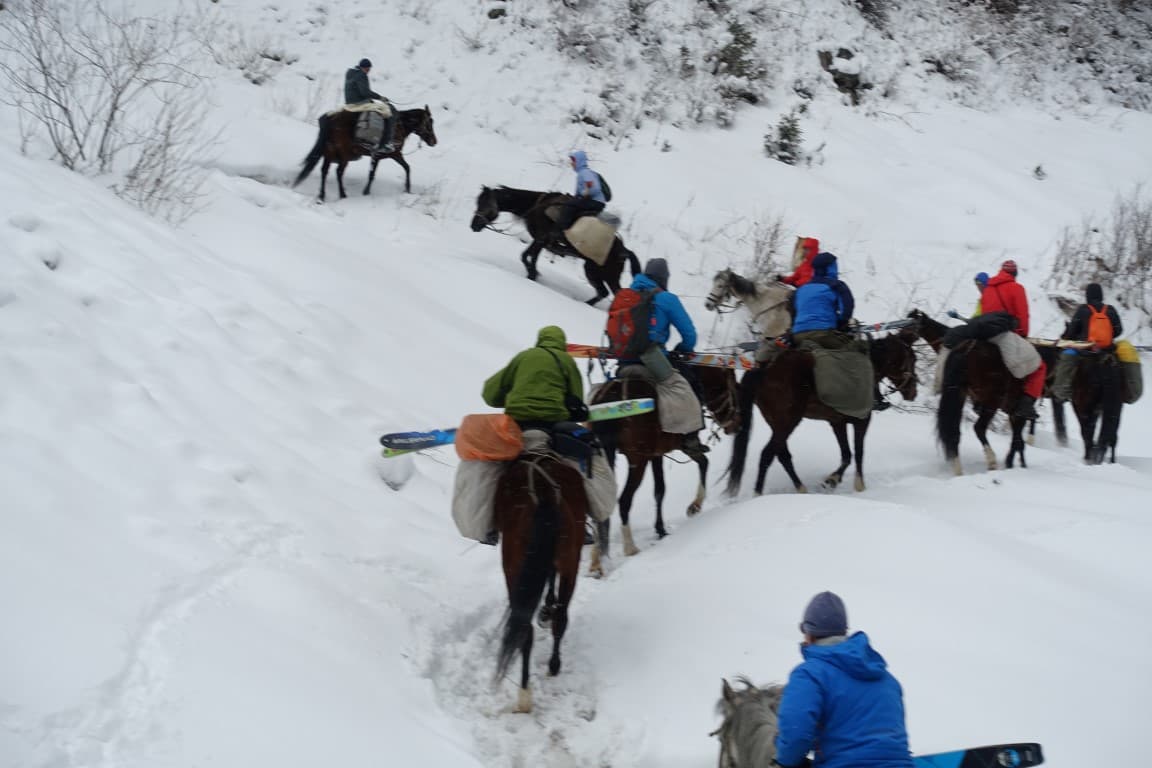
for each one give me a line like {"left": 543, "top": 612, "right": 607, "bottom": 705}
{"left": 936, "top": 347, "right": 968, "bottom": 463}
{"left": 496, "top": 491, "right": 557, "bottom": 680}
{"left": 625, "top": 245, "right": 641, "bottom": 277}
{"left": 725, "top": 366, "right": 762, "bottom": 496}
{"left": 293, "top": 113, "right": 332, "bottom": 188}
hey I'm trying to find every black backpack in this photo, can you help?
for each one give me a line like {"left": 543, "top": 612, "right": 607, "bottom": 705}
{"left": 595, "top": 172, "right": 612, "bottom": 202}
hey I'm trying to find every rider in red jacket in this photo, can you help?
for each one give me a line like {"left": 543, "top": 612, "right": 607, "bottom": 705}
{"left": 780, "top": 237, "right": 820, "bottom": 287}
{"left": 980, "top": 260, "right": 1045, "bottom": 418}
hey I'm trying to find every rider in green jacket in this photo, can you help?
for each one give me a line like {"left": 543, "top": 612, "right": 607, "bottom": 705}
{"left": 483, "top": 326, "right": 584, "bottom": 429}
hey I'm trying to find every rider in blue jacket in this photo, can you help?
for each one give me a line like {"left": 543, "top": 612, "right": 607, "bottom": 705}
{"left": 560, "top": 150, "right": 607, "bottom": 229}
{"left": 621, "top": 258, "right": 707, "bottom": 455}
{"left": 792, "top": 252, "right": 855, "bottom": 343}
{"left": 774, "top": 592, "right": 914, "bottom": 768}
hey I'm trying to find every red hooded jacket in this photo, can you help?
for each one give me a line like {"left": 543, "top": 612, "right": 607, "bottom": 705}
{"left": 782, "top": 237, "right": 820, "bottom": 287}
{"left": 980, "top": 269, "right": 1029, "bottom": 337}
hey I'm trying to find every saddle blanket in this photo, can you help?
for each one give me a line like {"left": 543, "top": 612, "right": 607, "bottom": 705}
{"left": 802, "top": 345, "right": 874, "bottom": 419}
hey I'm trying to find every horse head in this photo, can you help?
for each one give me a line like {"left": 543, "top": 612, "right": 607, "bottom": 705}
{"left": 705, "top": 269, "right": 736, "bottom": 311}
{"left": 413, "top": 105, "right": 438, "bottom": 147}
{"left": 874, "top": 331, "right": 919, "bottom": 402}
{"left": 713, "top": 678, "right": 785, "bottom": 768}
{"left": 471, "top": 186, "right": 498, "bottom": 231}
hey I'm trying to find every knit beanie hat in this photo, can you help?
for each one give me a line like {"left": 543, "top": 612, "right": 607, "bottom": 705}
{"left": 1001, "top": 259, "right": 1018, "bottom": 276}
{"left": 644, "top": 258, "right": 670, "bottom": 290}
{"left": 800, "top": 591, "right": 848, "bottom": 639}
{"left": 358, "top": 58, "right": 373, "bottom": 69}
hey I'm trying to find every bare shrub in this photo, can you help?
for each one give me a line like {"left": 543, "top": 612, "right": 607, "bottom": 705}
{"left": 1045, "top": 185, "right": 1152, "bottom": 316}
{"left": 0, "top": 0, "right": 217, "bottom": 221}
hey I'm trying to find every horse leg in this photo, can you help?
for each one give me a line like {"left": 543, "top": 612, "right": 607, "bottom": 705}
{"left": 1053, "top": 398, "right": 1069, "bottom": 446}
{"left": 687, "top": 452, "right": 708, "bottom": 516}
{"left": 537, "top": 572, "right": 557, "bottom": 627}
{"left": 774, "top": 435, "right": 807, "bottom": 493}
{"left": 363, "top": 155, "right": 379, "bottom": 196}
{"left": 391, "top": 153, "right": 412, "bottom": 193}
{"left": 318, "top": 158, "right": 331, "bottom": 202}
{"left": 548, "top": 559, "right": 578, "bottom": 677}
{"left": 852, "top": 419, "right": 868, "bottom": 492}
{"left": 515, "top": 630, "right": 534, "bottom": 713}
{"left": 589, "top": 517, "right": 610, "bottom": 577}
{"left": 1077, "top": 405, "right": 1097, "bottom": 463}
{"left": 1005, "top": 414, "right": 1028, "bottom": 469}
{"left": 823, "top": 421, "right": 852, "bottom": 489}
{"left": 521, "top": 242, "right": 543, "bottom": 281}
{"left": 651, "top": 457, "right": 668, "bottom": 538}
{"left": 582, "top": 261, "right": 610, "bottom": 306}
{"left": 336, "top": 160, "right": 348, "bottom": 199}
{"left": 973, "top": 407, "right": 997, "bottom": 471}
{"left": 754, "top": 439, "right": 777, "bottom": 494}
{"left": 619, "top": 459, "right": 647, "bottom": 556}
{"left": 1099, "top": 373, "right": 1123, "bottom": 465}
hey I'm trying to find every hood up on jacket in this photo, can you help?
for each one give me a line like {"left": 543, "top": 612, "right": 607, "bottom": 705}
{"left": 1085, "top": 283, "right": 1104, "bottom": 306}
{"left": 535, "top": 325, "right": 567, "bottom": 350}
{"left": 812, "top": 252, "right": 839, "bottom": 281}
{"left": 569, "top": 150, "right": 589, "bottom": 170}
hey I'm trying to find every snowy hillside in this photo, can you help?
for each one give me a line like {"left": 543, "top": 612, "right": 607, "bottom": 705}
{"left": 2, "top": 1, "right": 1152, "bottom": 767}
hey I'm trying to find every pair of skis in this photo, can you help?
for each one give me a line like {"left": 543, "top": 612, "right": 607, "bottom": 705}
{"left": 378, "top": 397, "right": 655, "bottom": 457}
{"left": 913, "top": 742, "right": 1043, "bottom": 768}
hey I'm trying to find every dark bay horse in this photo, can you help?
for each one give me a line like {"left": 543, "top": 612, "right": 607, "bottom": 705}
{"left": 293, "top": 106, "right": 437, "bottom": 200}
{"left": 470, "top": 185, "right": 641, "bottom": 305}
{"left": 1069, "top": 351, "right": 1124, "bottom": 464}
{"left": 726, "top": 333, "right": 918, "bottom": 496}
{"left": 907, "top": 309, "right": 1042, "bottom": 474}
{"left": 908, "top": 310, "right": 1068, "bottom": 447}
{"left": 494, "top": 454, "right": 587, "bottom": 714}
{"left": 591, "top": 365, "right": 739, "bottom": 555}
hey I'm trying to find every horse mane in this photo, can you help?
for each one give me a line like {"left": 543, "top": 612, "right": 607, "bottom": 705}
{"left": 728, "top": 271, "right": 760, "bottom": 298}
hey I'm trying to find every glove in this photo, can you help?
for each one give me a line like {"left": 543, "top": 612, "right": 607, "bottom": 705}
{"left": 668, "top": 349, "right": 687, "bottom": 362}
{"left": 946, "top": 309, "right": 961, "bottom": 319}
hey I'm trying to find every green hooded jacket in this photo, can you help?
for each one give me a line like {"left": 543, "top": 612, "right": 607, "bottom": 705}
{"left": 482, "top": 326, "right": 584, "bottom": 422}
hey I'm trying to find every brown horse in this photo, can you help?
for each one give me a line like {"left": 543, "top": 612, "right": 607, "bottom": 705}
{"left": 907, "top": 309, "right": 1034, "bottom": 473}
{"left": 908, "top": 310, "right": 1068, "bottom": 447}
{"left": 292, "top": 106, "right": 437, "bottom": 200}
{"left": 591, "top": 365, "right": 739, "bottom": 555}
{"left": 726, "top": 333, "right": 917, "bottom": 495}
{"left": 1069, "top": 351, "right": 1124, "bottom": 464}
{"left": 493, "top": 454, "right": 587, "bottom": 714}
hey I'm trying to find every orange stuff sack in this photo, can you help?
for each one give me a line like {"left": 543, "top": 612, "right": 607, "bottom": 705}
{"left": 455, "top": 414, "right": 524, "bottom": 460}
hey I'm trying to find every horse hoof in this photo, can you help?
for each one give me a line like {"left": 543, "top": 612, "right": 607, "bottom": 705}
{"left": 687, "top": 501, "right": 702, "bottom": 516}
{"left": 796, "top": 485, "right": 808, "bottom": 494}
{"left": 854, "top": 476, "right": 866, "bottom": 492}
{"left": 515, "top": 688, "right": 533, "bottom": 714}
{"left": 548, "top": 657, "right": 561, "bottom": 676}
{"left": 1027, "top": 435, "right": 1036, "bottom": 447}
{"left": 655, "top": 526, "right": 669, "bottom": 539}
{"left": 950, "top": 458, "right": 963, "bottom": 476}
{"left": 823, "top": 475, "right": 841, "bottom": 489}
{"left": 624, "top": 543, "right": 640, "bottom": 556}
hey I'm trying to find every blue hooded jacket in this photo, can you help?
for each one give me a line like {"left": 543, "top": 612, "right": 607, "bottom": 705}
{"left": 570, "top": 151, "right": 606, "bottom": 203}
{"left": 792, "top": 253, "right": 855, "bottom": 334}
{"left": 775, "top": 632, "right": 913, "bottom": 768}
{"left": 625, "top": 274, "right": 697, "bottom": 356}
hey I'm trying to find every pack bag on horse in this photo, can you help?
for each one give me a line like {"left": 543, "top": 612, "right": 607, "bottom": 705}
{"left": 1052, "top": 282, "right": 1124, "bottom": 401}
{"left": 469, "top": 185, "right": 641, "bottom": 305}
{"left": 292, "top": 61, "right": 438, "bottom": 200}
{"left": 451, "top": 326, "right": 616, "bottom": 572}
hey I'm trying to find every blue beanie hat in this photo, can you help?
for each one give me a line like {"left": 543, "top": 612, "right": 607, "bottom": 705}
{"left": 975, "top": 272, "right": 989, "bottom": 286}
{"left": 358, "top": 58, "right": 372, "bottom": 69}
{"left": 800, "top": 591, "right": 848, "bottom": 638}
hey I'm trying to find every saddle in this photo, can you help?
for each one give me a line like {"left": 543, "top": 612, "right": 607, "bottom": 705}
{"left": 521, "top": 422, "right": 600, "bottom": 475}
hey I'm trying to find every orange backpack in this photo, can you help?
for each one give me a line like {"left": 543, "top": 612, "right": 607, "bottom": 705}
{"left": 1087, "top": 304, "right": 1114, "bottom": 348}
{"left": 605, "top": 287, "right": 656, "bottom": 358}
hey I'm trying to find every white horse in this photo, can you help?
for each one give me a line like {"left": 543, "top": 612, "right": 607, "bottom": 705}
{"left": 705, "top": 269, "right": 794, "bottom": 352}
{"left": 711, "top": 678, "right": 785, "bottom": 768}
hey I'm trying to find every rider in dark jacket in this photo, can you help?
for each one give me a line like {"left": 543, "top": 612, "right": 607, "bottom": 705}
{"left": 344, "top": 58, "right": 396, "bottom": 154}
